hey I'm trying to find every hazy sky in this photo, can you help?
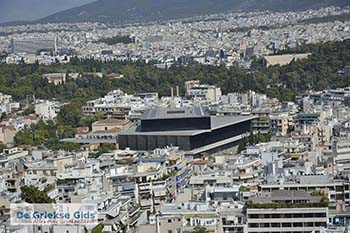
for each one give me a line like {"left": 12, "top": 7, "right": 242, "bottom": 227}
{"left": 0, "top": 0, "right": 95, "bottom": 23}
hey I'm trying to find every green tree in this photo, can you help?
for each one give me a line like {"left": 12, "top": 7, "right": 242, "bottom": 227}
{"left": 97, "top": 35, "right": 134, "bottom": 45}
{"left": 15, "top": 118, "right": 81, "bottom": 151}
{"left": 238, "top": 132, "right": 270, "bottom": 153}
{"left": 0, "top": 112, "right": 7, "bottom": 120}
{"left": 15, "top": 128, "right": 34, "bottom": 146}
{"left": 46, "top": 138, "right": 80, "bottom": 151}
{"left": 34, "top": 130, "right": 48, "bottom": 145}
{"left": 59, "top": 125, "right": 76, "bottom": 139}
{"left": 21, "top": 185, "right": 55, "bottom": 203}
{"left": 0, "top": 143, "right": 7, "bottom": 152}
{"left": 89, "top": 143, "right": 116, "bottom": 158}
{"left": 57, "top": 102, "right": 84, "bottom": 128}
{"left": 23, "top": 107, "right": 35, "bottom": 115}
{"left": 192, "top": 226, "right": 207, "bottom": 233}
{"left": 92, "top": 223, "right": 104, "bottom": 233}
{"left": 237, "top": 137, "right": 248, "bottom": 153}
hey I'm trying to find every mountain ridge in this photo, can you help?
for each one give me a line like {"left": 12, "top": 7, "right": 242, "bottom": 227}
{"left": 0, "top": 0, "right": 94, "bottom": 24}
{"left": 6, "top": 0, "right": 350, "bottom": 25}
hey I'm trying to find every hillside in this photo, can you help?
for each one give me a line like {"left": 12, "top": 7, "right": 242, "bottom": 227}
{"left": 37, "top": 0, "right": 350, "bottom": 24}
{"left": 0, "top": 0, "right": 94, "bottom": 24}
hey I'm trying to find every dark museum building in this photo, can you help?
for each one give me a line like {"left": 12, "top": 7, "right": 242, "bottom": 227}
{"left": 118, "top": 107, "right": 255, "bottom": 155}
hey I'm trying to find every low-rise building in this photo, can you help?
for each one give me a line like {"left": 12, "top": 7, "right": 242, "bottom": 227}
{"left": 0, "top": 125, "right": 16, "bottom": 145}
{"left": 91, "top": 119, "right": 132, "bottom": 133}
{"left": 43, "top": 73, "right": 67, "bottom": 85}
{"left": 247, "top": 190, "right": 328, "bottom": 233}
{"left": 157, "top": 202, "right": 219, "bottom": 233}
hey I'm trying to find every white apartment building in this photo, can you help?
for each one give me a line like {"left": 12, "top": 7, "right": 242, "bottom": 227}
{"left": 247, "top": 190, "right": 328, "bottom": 233}
{"left": 186, "top": 84, "right": 222, "bottom": 102}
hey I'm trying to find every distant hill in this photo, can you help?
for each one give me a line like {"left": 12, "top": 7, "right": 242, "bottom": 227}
{"left": 36, "top": 0, "right": 350, "bottom": 25}
{"left": 0, "top": 0, "right": 94, "bottom": 24}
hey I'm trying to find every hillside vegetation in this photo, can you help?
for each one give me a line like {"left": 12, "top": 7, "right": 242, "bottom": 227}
{"left": 0, "top": 39, "right": 349, "bottom": 104}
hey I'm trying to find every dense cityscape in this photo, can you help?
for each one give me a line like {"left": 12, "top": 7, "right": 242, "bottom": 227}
{"left": 1, "top": 6, "right": 349, "bottom": 67}
{"left": 0, "top": 1, "right": 350, "bottom": 233}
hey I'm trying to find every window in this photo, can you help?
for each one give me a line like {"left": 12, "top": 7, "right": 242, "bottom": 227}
{"left": 305, "top": 222, "right": 314, "bottom": 227}
{"left": 314, "top": 213, "right": 326, "bottom": 218}
{"left": 271, "top": 223, "right": 280, "bottom": 227}
{"left": 304, "top": 213, "right": 314, "bottom": 218}
{"left": 249, "top": 223, "right": 258, "bottom": 228}
{"left": 293, "top": 222, "right": 303, "bottom": 227}
{"left": 315, "top": 222, "right": 326, "bottom": 227}
{"left": 293, "top": 213, "right": 303, "bottom": 218}
{"left": 261, "top": 223, "right": 269, "bottom": 227}
{"left": 168, "top": 219, "right": 172, "bottom": 223}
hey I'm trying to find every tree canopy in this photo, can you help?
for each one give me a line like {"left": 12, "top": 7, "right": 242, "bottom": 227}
{"left": 97, "top": 35, "right": 134, "bottom": 45}
{"left": 0, "top": 39, "right": 349, "bottom": 104}
{"left": 15, "top": 119, "right": 80, "bottom": 151}
{"left": 6, "top": 39, "right": 350, "bottom": 151}
{"left": 20, "top": 185, "right": 55, "bottom": 203}
{"left": 192, "top": 226, "right": 208, "bottom": 233}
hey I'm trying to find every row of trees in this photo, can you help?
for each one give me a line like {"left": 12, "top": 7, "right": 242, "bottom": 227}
{"left": 14, "top": 119, "right": 80, "bottom": 151}
{"left": 96, "top": 35, "right": 135, "bottom": 45}
{"left": 0, "top": 39, "right": 349, "bottom": 104}
{"left": 14, "top": 102, "right": 104, "bottom": 150}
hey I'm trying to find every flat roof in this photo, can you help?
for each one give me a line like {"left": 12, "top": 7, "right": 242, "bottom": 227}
{"left": 296, "top": 113, "right": 320, "bottom": 118}
{"left": 142, "top": 106, "right": 209, "bottom": 120}
{"left": 186, "top": 134, "right": 246, "bottom": 155}
{"left": 92, "top": 119, "right": 129, "bottom": 126}
{"left": 61, "top": 138, "right": 116, "bottom": 144}
{"left": 210, "top": 115, "right": 255, "bottom": 130}
{"left": 249, "top": 190, "right": 322, "bottom": 204}
{"left": 299, "top": 175, "right": 329, "bottom": 184}
{"left": 119, "top": 125, "right": 207, "bottom": 136}
{"left": 206, "top": 186, "right": 240, "bottom": 193}
{"left": 119, "top": 115, "right": 255, "bottom": 136}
